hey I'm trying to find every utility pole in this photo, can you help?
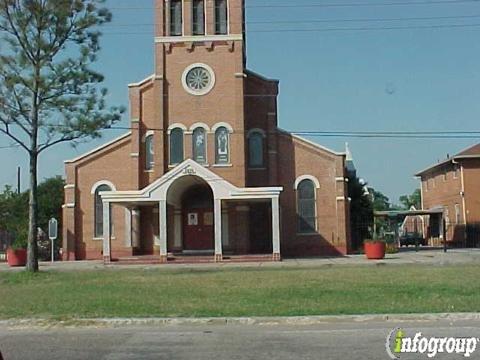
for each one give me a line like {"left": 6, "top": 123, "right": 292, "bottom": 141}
{"left": 16, "top": 166, "right": 20, "bottom": 194}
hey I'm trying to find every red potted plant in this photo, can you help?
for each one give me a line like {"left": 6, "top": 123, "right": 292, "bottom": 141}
{"left": 6, "top": 232, "right": 28, "bottom": 267}
{"left": 364, "top": 236, "right": 386, "bottom": 260}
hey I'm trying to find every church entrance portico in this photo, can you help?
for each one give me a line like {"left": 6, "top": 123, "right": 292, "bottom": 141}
{"left": 99, "top": 159, "right": 283, "bottom": 264}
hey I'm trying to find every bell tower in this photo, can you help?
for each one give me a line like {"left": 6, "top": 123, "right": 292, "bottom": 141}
{"left": 153, "top": 0, "right": 248, "bottom": 186}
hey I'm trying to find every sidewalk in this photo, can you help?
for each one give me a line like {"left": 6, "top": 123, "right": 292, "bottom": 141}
{"left": 2, "top": 312, "right": 480, "bottom": 330}
{"left": 1, "top": 248, "right": 479, "bottom": 272}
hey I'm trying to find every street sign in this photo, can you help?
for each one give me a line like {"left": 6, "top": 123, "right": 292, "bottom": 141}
{"left": 48, "top": 218, "right": 58, "bottom": 263}
{"left": 48, "top": 218, "right": 58, "bottom": 240}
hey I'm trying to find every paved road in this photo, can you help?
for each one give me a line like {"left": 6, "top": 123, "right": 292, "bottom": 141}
{"left": 1, "top": 319, "right": 479, "bottom": 359}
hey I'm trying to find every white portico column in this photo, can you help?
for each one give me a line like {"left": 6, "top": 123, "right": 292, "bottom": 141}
{"left": 272, "top": 196, "right": 281, "bottom": 261}
{"left": 214, "top": 198, "right": 223, "bottom": 262}
{"left": 102, "top": 201, "right": 111, "bottom": 264}
{"left": 159, "top": 200, "right": 168, "bottom": 263}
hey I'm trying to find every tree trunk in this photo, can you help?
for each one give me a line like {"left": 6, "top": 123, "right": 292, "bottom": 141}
{"left": 26, "top": 151, "right": 39, "bottom": 272}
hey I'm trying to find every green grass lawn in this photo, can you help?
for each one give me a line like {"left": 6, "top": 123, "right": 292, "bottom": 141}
{"left": 0, "top": 264, "right": 479, "bottom": 319}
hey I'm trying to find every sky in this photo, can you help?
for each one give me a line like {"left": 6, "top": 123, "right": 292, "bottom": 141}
{"left": 1, "top": 0, "right": 480, "bottom": 204}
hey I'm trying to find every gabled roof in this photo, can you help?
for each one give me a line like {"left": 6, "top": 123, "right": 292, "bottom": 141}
{"left": 457, "top": 143, "right": 480, "bottom": 157}
{"left": 64, "top": 132, "right": 131, "bottom": 164}
{"left": 278, "top": 128, "right": 346, "bottom": 157}
{"left": 100, "top": 159, "right": 283, "bottom": 204}
{"left": 415, "top": 142, "right": 480, "bottom": 177}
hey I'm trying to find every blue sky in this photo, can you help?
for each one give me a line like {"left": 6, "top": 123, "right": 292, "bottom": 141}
{"left": 1, "top": 0, "right": 479, "bottom": 203}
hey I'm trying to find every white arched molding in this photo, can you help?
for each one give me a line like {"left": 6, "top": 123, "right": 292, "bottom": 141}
{"left": 247, "top": 128, "right": 266, "bottom": 138}
{"left": 294, "top": 175, "right": 321, "bottom": 190}
{"left": 91, "top": 180, "right": 117, "bottom": 194}
{"left": 141, "top": 130, "right": 155, "bottom": 142}
{"left": 212, "top": 122, "right": 234, "bottom": 133}
{"left": 167, "top": 123, "right": 188, "bottom": 134}
{"left": 189, "top": 122, "right": 210, "bottom": 132}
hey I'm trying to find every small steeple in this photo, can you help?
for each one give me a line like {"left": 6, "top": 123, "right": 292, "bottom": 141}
{"left": 345, "top": 142, "right": 356, "bottom": 176}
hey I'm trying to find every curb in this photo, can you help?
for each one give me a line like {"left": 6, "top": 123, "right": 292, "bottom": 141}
{"left": 1, "top": 313, "right": 480, "bottom": 329}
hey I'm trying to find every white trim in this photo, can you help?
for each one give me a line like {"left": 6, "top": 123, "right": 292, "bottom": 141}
{"left": 128, "top": 75, "right": 155, "bottom": 88}
{"left": 336, "top": 196, "right": 347, "bottom": 201}
{"left": 142, "top": 130, "right": 155, "bottom": 142}
{"left": 65, "top": 132, "right": 131, "bottom": 164}
{"left": 212, "top": 163, "right": 233, "bottom": 168}
{"left": 91, "top": 180, "right": 117, "bottom": 194}
{"left": 294, "top": 175, "right": 321, "bottom": 190}
{"left": 335, "top": 177, "right": 346, "bottom": 182}
{"left": 130, "top": 153, "right": 139, "bottom": 157}
{"left": 182, "top": 63, "right": 216, "bottom": 96}
{"left": 62, "top": 203, "right": 75, "bottom": 209}
{"left": 212, "top": 122, "right": 234, "bottom": 133}
{"left": 167, "top": 123, "right": 188, "bottom": 134}
{"left": 247, "top": 128, "right": 266, "bottom": 138}
{"left": 64, "top": 184, "right": 75, "bottom": 189}
{"left": 155, "top": 34, "right": 242, "bottom": 43}
{"left": 99, "top": 159, "right": 282, "bottom": 204}
{"left": 189, "top": 122, "right": 211, "bottom": 131}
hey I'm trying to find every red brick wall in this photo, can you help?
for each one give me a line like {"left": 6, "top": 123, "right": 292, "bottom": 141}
{"left": 64, "top": 0, "right": 351, "bottom": 260}
{"left": 462, "top": 159, "right": 480, "bottom": 223}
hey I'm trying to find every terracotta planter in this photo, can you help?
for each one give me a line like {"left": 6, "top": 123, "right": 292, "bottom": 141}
{"left": 364, "top": 241, "right": 386, "bottom": 260}
{"left": 6, "top": 248, "right": 27, "bottom": 267}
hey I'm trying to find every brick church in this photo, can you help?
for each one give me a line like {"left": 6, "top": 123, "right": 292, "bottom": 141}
{"left": 62, "top": 0, "right": 351, "bottom": 263}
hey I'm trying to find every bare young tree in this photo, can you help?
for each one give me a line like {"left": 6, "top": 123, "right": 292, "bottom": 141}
{"left": 0, "top": 0, "right": 124, "bottom": 272}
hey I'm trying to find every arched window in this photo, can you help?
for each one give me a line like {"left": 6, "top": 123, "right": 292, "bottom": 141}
{"left": 215, "top": 126, "right": 229, "bottom": 164}
{"left": 297, "top": 179, "right": 317, "bottom": 234}
{"left": 170, "top": 128, "right": 184, "bottom": 165}
{"left": 94, "top": 184, "right": 112, "bottom": 238}
{"left": 193, "top": 127, "right": 207, "bottom": 164}
{"left": 248, "top": 131, "right": 264, "bottom": 168}
{"left": 145, "top": 134, "right": 154, "bottom": 170}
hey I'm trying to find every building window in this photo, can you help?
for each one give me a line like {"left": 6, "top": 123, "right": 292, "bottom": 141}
{"left": 145, "top": 134, "right": 154, "bottom": 170}
{"left": 170, "top": 128, "right": 184, "bottom": 165}
{"left": 297, "top": 179, "right": 317, "bottom": 234}
{"left": 455, "top": 204, "right": 461, "bottom": 224}
{"left": 193, "top": 127, "right": 207, "bottom": 164}
{"left": 94, "top": 184, "right": 112, "bottom": 238}
{"left": 170, "top": 0, "right": 183, "bottom": 36}
{"left": 192, "top": 0, "right": 205, "bottom": 35}
{"left": 248, "top": 131, "right": 264, "bottom": 168}
{"left": 215, "top": 0, "right": 227, "bottom": 35}
{"left": 215, "top": 126, "right": 229, "bottom": 164}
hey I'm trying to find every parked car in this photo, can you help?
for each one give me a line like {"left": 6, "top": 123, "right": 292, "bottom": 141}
{"left": 400, "top": 232, "right": 427, "bottom": 247}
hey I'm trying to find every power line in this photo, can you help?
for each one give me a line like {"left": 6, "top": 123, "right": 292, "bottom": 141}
{"left": 103, "top": 14, "right": 480, "bottom": 27}
{"left": 106, "top": 0, "right": 480, "bottom": 10}
{"left": 97, "top": 22, "right": 480, "bottom": 35}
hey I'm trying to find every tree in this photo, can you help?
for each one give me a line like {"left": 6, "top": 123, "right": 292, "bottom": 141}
{"left": 0, "top": 1, "right": 124, "bottom": 271}
{"left": 0, "top": 185, "right": 28, "bottom": 238}
{"left": 348, "top": 175, "right": 373, "bottom": 250}
{"left": 37, "top": 176, "right": 65, "bottom": 232}
{"left": 399, "top": 188, "right": 421, "bottom": 210}
{"left": 370, "top": 189, "right": 392, "bottom": 212}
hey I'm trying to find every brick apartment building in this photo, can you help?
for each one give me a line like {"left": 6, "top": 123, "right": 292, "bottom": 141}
{"left": 62, "top": 0, "right": 351, "bottom": 263}
{"left": 415, "top": 143, "right": 480, "bottom": 246}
